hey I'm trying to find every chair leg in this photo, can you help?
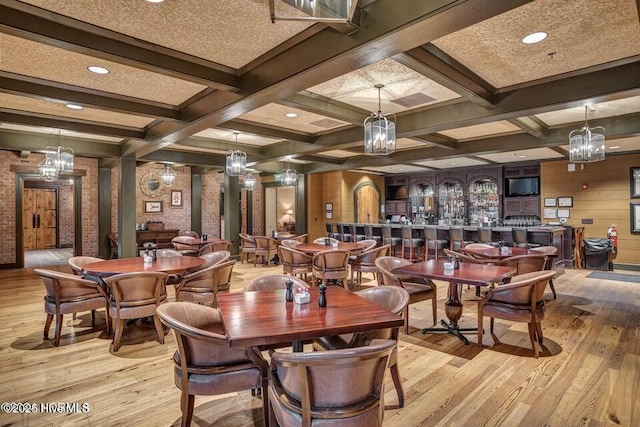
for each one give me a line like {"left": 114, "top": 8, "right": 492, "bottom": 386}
{"left": 535, "top": 321, "right": 544, "bottom": 345}
{"left": 181, "top": 391, "right": 195, "bottom": 427}
{"left": 105, "top": 305, "right": 112, "bottom": 335}
{"left": 477, "top": 313, "right": 483, "bottom": 347}
{"left": 403, "top": 305, "right": 409, "bottom": 334}
{"left": 549, "top": 279, "right": 557, "bottom": 299}
{"left": 390, "top": 361, "right": 405, "bottom": 408}
{"left": 91, "top": 309, "right": 96, "bottom": 327}
{"left": 153, "top": 315, "right": 165, "bottom": 345}
{"left": 489, "top": 317, "right": 495, "bottom": 335}
{"left": 113, "top": 318, "right": 125, "bottom": 352}
{"left": 44, "top": 313, "right": 53, "bottom": 340}
{"left": 261, "top": 381, "right": 270, "bottom": 427}
{"left": 527, "top": 322, "right": 539, "bottom": 358}
{"left": 431, "top": 296, "right": 437, "bottom": 325}
{"left": 54, "top": 313, "right": 63, "bottom": 347}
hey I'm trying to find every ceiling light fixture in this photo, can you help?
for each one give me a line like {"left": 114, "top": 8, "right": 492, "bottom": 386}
{"left": 522, "top": 31, "right": 548, "bottom": 44}
{"left": 87, "top": 65, "right": 110, "bottom": 74}
{"left": 66, "top": 104, "right": 83, "bottom": 110}
{"left": 285, "top": 112, "right": 298, "bottom": 118}
{"left": 242, "top": 173, "right": 257, "bottom": 191}
{"left": 146, "top": 0, "right": 164, "bottom": 3}
{"left": 569, "top": 106, "right": 605, "bottom": 163}
{"left": 226, "top": 132, "right": 247, "bottom": 176}
{"left": 364, "top": 84, "right": 396, "bottom": 156}
{"left": 609, "top": 145, "right": 620, "bottom": 150}
{"left": 38, "top": 131, "right": 73, "bottom": 182}
{"left": 269, "top": 0, "right": 357, "bottom": 24}
{"left": 159, "top": 164, "right": 177, "bottom": 187}
{"left": 281, "top": 157, "right": 297, "bottom": 186}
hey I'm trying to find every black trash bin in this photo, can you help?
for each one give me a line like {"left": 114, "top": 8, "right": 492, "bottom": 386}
{"left": 583, "top": 238, "right": 613, "bottom": 271}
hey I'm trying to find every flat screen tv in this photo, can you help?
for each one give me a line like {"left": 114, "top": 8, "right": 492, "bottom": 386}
{"left": 505, "top": 177, "right": 540, "bottom": 197}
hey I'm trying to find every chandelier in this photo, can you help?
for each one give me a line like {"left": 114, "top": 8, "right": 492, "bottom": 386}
{"left": 364, "top": 84, "right": 396, "bottom": 155}
{"left": 281, "top": 158, "right": 297, "bottom": 186}
{"left": 569, "top": 106, "right": 605, "bottom": 163}
{"left": 226, "top": 132, "right": 247, "bottom": 176}
{"left": 269, "top": 0, "right": 357, "bottom": 23}
{"left": 159, "top": 164, "right": 177, "bottom": 186}
{"left": 38, "top": 133, "right": 74, "bottom": 181}
{"left": 242, "top": 173, "right": 257, "bottom": 191}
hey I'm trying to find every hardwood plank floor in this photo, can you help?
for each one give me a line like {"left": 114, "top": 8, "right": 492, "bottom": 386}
{"left": 0, "top": 262, "right": 638, "bottom": 426}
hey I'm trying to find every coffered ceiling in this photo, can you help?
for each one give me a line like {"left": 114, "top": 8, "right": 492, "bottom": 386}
{"left": 0, "top": 0, "right": 639, "bottom": 176}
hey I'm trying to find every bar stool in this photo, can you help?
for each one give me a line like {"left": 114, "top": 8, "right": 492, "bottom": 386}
{"left": 400, "top": 225, "right": 424, "bottom": 262}
{"left": 381, "top": 224, "right": 402, "bottom": 256}
{"left": 424, "top": 227, "right": 448, "bottom": 260}
{"left": 364, "top": 224, "right": 382, "bottom": 246}
{"left": 512, "top": 227, "right": 540, "bottom": 248}
{"left": 350, "top": 224, "right": 367, "bottom": 242}
{"left": 477, "top": 227, "right": 499, "bottom": 247}
{"left": 339, "top": 223, "right": 352, "bottom": 242}
{"left": 449, "top": 227, "right": 473, "bottom": 251}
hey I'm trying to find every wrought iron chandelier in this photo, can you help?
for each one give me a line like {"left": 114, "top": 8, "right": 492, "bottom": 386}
{"left": 38, "top": 132, "right": 74, "bottom": 182}
{"left": 364, "top": 84, "right": 396, "bottom": 155}
{"left": 281, "top": 158, "right": 297, "bottom": 186}
{"left": 242, "top": 173, "right": 257, "bottom": 190}
{"left": 159, "top": 164, "right": 177, "bottom": 187}
{"left": 569, "top": 106, "right": 605, "bottom": 163}
{"left": 226, "top": 132, "right": 247, "bottom": 176}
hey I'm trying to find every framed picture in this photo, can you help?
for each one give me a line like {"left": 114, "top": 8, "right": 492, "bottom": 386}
{"left": 543, "top": 208, "right": 557, "bottom": 219}
{"left": 145, "top": 201, "right": 163, "bottom": 213}
{"left": 631, "top": 202, "right": 640, "bottom": 234}
{"left": 631, "top": 167, "right": 640, "bottom": 198}
{"left": 325, "top": 203, "right": 333, "bottom": 212}
{"left": 170, "top": 190, "right": 183, "bottom": 208}
{"left": 557, "top": 209, "right": 570, "bottom": 218}
{"left": 558, "top": 196, "right": 573, "bottom": 207}
{"left": 325, "top": 212, "right": 333, "bottom": 219}
{"left": 544, "top": 198, "right": 557, "bottom": 207}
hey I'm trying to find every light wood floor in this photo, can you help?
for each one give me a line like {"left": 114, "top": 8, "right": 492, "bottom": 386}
{"left": 0, "top": 262, "right": 638, "bottom": 426}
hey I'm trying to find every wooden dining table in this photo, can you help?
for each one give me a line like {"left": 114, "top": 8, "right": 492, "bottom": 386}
{"left": 294, "top": 242, "right": 365, "bottom": 254}
{"left": 392, "top": 259, "right": 516, "bottom": 344}
{"left": 217, "top": 286, "right": 404, "bottom": 352}
{"left": 172, "top": 236, "right": 229, "bottom": 248}
{"left": 83, "top": 256, "right": 204, "bottom": 277}
{"left": 460, "top": 246, "right": 538, "bottom": 260}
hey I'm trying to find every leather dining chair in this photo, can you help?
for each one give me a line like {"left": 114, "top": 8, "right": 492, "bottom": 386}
{"left": 239, "top": 233, "right": 256, "bottom": 264}
{"left": 68, "top": 256, "right": 103, "bottom": 276}
{"left": 171, "top": 236, "right": 199, "bottom": 257}
{"left": 175, "top": 260, "right": 235, "bottom": 307}
{"left": 375, "top": 256, "right": 437, "bottom": 334}
{"left": 313, "top": 286, "right": 409, "bottom": 407}
{"left": 198, "top": 250, "right": 231, "bottom": 270}
{"left": 268, "top": 339, "right": 396, "bottom": 427}
{"left": 311, "top": 249, "right": 351, "bottom": 288}
{"left": 156, "top": 302, "right": 269, "bottom": 427}
{"left": 156, "top": 249, "right": 183, "bottom": 258}
{"left": 103, "top": 271, "right": 168, "bottom": 352}
{"left": 279, "top": 239, "right": 301, "bottom": 248}
{"left": 494, "top": 254, "right": 547, "bottom": 275}
{"left": 478, "top": 270, "right": 555, "bottom": 358}
{"left": 108, "top": 233, "right": 119, "bottom": 259}
{"left": 291, "top": 233, "right": 308, "bottom": 243}
{"left": 253, "top": 236, "right": 279, "bottom": 267}
{"left": 243, "top": 274, "right": 308, "bottom": 292}
{"left": 278, "top": 245, "right": 313, "bottom": 283}
{"left": 530, "top": 245, "right": 559, "bottom": 299}
{"left": 198, "top": 240, "right": 231, "bottom": 256}
{"left": 312, "top": 237, "right": 338, "bottom": 245}
{"left": 35, "top": 268, "right": 111, "bottom": 347}
{"left": 178, "top": 230, "right": 199, "bottom": 239}
{"left": 349, "top": 245, "right": 390, "bottom": 287}
{"left": 443, "top": 248, "right": 490, "bottom": 296}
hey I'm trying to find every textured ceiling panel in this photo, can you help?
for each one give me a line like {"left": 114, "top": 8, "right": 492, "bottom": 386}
{"left": 238, "top": 104, "right": 350, "bottom": 133}
{"left": 535, "top": 96, "right": 640, "bottom": 126}
{"left": 20, "top": 0, "right": 313, "bottom": 68}
{"left": 439, "top": 121, "right": 521, "bottom": 140}
{"left": 0, "top": 92, "right": 153, "bottom": 128}
{"left": 414, "top": 157, "right": 488, "bottom": 169}
{"left": 0, "top": 34, "right": 206, "bottom": 106}
{"left": 0, "top": 123, "right": 123, "bottom": 142}
{"left": 396, "top": 138, "right": 429, "bottom": 150}
{"left": 432, "top": 0, "right": 640, "bottom": 88}
{"left": 318, "top": 149, "right": 359, "bottom": 159}
{"left": 476, "top": 147, "right": 564, "bottom": 163}
{"left": 307, "top": 58, "right": 461, "bottom": 114}
{"left": 193, "top": 129, "right": 283, "bottom": 147}
{"left": 167, "top": 144, "right": 228, "bottom": 156}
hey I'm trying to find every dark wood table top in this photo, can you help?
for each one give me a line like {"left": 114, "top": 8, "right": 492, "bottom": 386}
{"left": 83, "top": 256, "right": 204, "bottom": 277}
{"left": 172, "top": 236, "right": 228, "bottom": 247}
{"left": 459, "top": 246, "right": 537, "bottom": 260}
{"left": 295, "top": 242, "right": 365, "bottom": 254}
{"left": 217, "top": 286, "right": 404, "bottom": 348}
{"left": 392, "top": 259, "right": 516, "bottom": 286}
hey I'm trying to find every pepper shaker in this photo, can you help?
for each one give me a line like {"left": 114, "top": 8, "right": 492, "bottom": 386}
{"left": 318, "top": 284, "right": 327, "bottom": 307}
{"left": 285, "top": 279, "right": 294, "bottom": 302}
{"left": 454, "top": 255, "right": 460, "bottom": 269}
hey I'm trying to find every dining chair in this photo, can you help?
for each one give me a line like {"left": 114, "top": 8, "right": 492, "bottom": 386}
{"left": 313, "top": 286, "right": 409, "bottom": 407}
{"left": 291, "top": 233, "right": 308, "bottom": 243}
{"left": 478, "top": 270, "right": 555, "bottom": 358}
{"left": 512, "top": 227, "right": 540, "bottom": 248}
{"left": 443, "top": 248, "right": 491, "bottom": 296}
{"left": 178, "top": 230, "right": 199, "bottom": 239}
{"left": 198, "top": 250, "right": 231, "bottom": 270}
{"left": 268, "top": 339, "right": 396, "bottom": 427}
{"left": 239, "top": 233, "right": 256, "bottom": 264}
{"left": 349, "top": 245, "right": 390, "bottom": 287}
{"left": 108, "top": 233, "right": 119, "bottom": 259}
{"left": 530, "top": 245, "right": 559, "bottom": 299}
{"left": 278, "top": 245, "right": 313, "bottom": 282}
{"left": 463, "top": 243, "right": 496, "bottom": 251}
{"left": 477, "top": 227, "right": 498, "bottom": 246}
{"left": 171, "top": 236, "right": 199, "bottom": 256}
{"left": 68, "top": 256, "right": 104, "bottom": 276}
{"left": 311, "top": 249, "right": 350, "bottom": 288}
{"left": 253, "top": 236, "right": 279, "bottom": 267}
{"left": 243, "top": 274, "right": 308, "bottom": 292}
{"left": 494, "top": 254, "right": 547, "bottom": 275}
{"left": 198, "top": 240, "right": 231, "bottom": 256}
{"left": 312, "top": 237, "right": 338, "bottom": 245}
{"left": 35, "top": 268, "right": 111, "bottom": 347}
{"left": 156, "top": 249, "right": 183, "bottom": 258}
{"left": 424, "top": 226, "right": 447, "bottom": 260}
{"left": 103, "top": 271, "right": 168, "bottom": 352}
{"left": 280, "top": 239, "right": 301, "bottom": 248}
{"left": 175, "top": 260, "right": 235, "bottom": 307}
{"left": 156, "top": 302, "right": 269, "bottom": 427}
{"left": 449, "top": 227, "right": 473, "bottom": 251}
{"left": 375, "top": 256, "right": 437, "bottom": 334}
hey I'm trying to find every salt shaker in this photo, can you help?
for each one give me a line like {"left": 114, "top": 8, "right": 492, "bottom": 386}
{"left": 285, "top": 279, "right": 294, "bottom": 302}
{"left": 318, "top": 284, "right": 327, "bottom": 307}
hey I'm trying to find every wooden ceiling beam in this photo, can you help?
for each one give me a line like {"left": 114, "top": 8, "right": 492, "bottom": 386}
{"left": 277, "top": 92, "right": 370, "bottom": 125}
{"left": 0, "top": 129, "right": 121, "bottom": 158}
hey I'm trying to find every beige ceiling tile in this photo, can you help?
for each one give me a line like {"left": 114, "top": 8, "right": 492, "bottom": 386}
{"left": 0, "top": 123, "right": 123, "bottom": 142}
{"left": 560, "top": 135, "right": 640, "bottom": 154}
{"left": 317, "top": 149, "right": 359, "bottom": 159}
{"left": 0, "top": 34, "right": 205, "bottom": 106}
{"left": 396, "top": 138, "right": 429, "bottom": 150}
{"left": 307, "top": 58, "right": 461, "bottom": 113}
{"left": 21, "top": 0, "right": 312, "bottom": 69}
{"left": 167, "top": 144, "right": 228, "bottom": 156}
{"left": 238, "top": 104, "right": 350, "bottom": 133}
{"left": 414, "top": 157, "right": 488, "bottom": 169}
{"left": 535, "top": 96, "right": 640, "bottom": 126}
{"left": 193, "top": 129, "right": 283, "bottom": 147}
{"left": 439, "top": 121, "right": 521, "bottom": 140}
{"left": 432, "top": 0, "right": 640, "bottom": 88}
{"left": 476, "top": 148, "right": 564, "bottom": 163}
{"left": 0, "top": 92, "right": 153, "bottom": 128}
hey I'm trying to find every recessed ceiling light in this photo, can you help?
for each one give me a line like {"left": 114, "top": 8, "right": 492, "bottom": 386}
{"left": 518, "top": 155, "right": 528, "bottom": 158}
{"left": 285, "top": 112, "right": 298, "bottom": 118}
{"left": 450, "top": 162, "right": 458, "bottom": 166}
{"left": 522, "top": 32, "right": 548, "bottom": 44}
{"left": 87, "top": 65, "right": 109, "bottom": 74}
{"left": 609, "top": 145, "right": 620, "bottom": 149}
{"left": 66, "top": 104, "right": 83, "bottom": 110}
{"left": 146, "top": 0, "right": 164, "bottom": 3}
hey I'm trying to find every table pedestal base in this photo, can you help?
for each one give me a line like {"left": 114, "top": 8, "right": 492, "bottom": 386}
{"left": 421, "top": 282, "right": 479, "bottom": 345}
{"left": 422, "top": 320, "right": 478, "bottom": 345}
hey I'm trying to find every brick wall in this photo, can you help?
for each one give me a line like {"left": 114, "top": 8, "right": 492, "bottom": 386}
{"left": 58, "top": 182, "right": 74, "bottom": 247}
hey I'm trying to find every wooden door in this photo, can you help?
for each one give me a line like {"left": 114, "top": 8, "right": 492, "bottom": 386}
{"left": 356, "top": 185, "right": 379, "bottom": 223}
{"left": 23, "top": 188, "right": 57, "bottom": 250}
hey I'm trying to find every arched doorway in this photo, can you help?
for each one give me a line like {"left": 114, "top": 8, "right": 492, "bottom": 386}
{"left": 354, "top": 182, "right": 381, "bottom": 223}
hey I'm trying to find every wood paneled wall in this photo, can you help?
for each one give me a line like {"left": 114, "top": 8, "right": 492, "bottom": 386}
{"left": 541, "top": 154, "right": 640, "bottom": 265}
